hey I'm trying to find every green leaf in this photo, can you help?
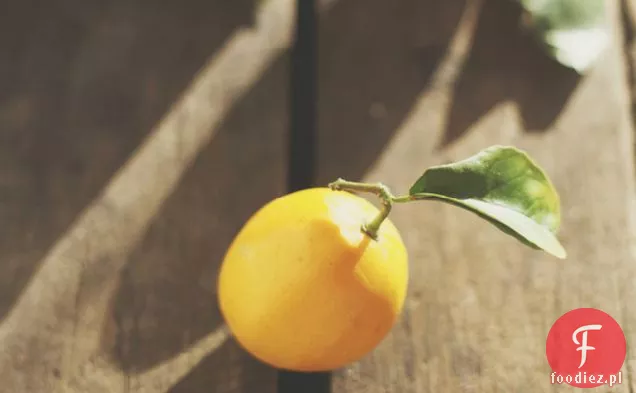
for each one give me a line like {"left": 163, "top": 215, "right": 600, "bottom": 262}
{"left": 409, "top": 146, "right": 566, "bottom": 259}
{"left": 517, "top": 0, "right": 609, "bottom": 73}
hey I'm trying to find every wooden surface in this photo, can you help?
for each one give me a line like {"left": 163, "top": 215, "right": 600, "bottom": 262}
{"left": 0, "top": 0, "right": 292, "bottom": 392}
{"left": 1, "top": 0, "right": 635, "bottom": 392}
{"left": 319, "top": 0, "right": 636, "bottom": 392}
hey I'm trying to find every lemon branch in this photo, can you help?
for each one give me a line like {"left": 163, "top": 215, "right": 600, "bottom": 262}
{"left": 327, "top": 146, "right": 568, "bottom": 260}
{"left": 328, "top": 178, "right": 411, "bottom": 240}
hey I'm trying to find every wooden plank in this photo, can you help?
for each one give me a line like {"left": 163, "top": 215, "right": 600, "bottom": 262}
{"left": 0, "top": 0, "right": 294, "bottom": 392}
{"left": 318, "top": 0, "right": 636, "bottom": 392}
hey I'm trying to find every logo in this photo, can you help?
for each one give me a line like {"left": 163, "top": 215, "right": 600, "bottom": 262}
{"left": 546, "top": 308, "right": 626, "bottom": 388}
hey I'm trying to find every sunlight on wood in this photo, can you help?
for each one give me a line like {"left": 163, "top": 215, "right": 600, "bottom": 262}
{"left": 363, "top": 0, "right": 484, "bottom": 183}
{"left": 136, "top": 326, "right": 230, "bottom": 392}
{"left": 62, "top": 326, "right": 231, "bottom": 393}
{"left": 0, "top": 0, "right": 294, "bottom": 391}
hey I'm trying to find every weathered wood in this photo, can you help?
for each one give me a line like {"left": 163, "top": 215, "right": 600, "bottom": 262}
{"left": 0, "top": 0, "right": 293, "bottom": 392}
{"left": 319, "top": 0, "right": 636, "bottom": 392}
{"left": 3, "top": 0, "right": 636, "bottom": 391}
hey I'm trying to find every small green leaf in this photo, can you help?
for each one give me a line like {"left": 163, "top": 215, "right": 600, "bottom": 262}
{"left": 409, "top": 146, "right": 566, "bottom": 259}
{"left": 518, "top": 0, "right": 608, "bottom": 73}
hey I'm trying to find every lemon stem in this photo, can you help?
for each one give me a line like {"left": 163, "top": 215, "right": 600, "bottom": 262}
{"left": 327, "top": 178, "right": 411, "bottom": 240}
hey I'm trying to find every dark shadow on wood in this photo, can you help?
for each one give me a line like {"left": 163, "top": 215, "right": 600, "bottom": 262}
{"left": 439, "top": 0, "right": 581, "bottom": 149}
{"left": 0, "top": 0, "right": 255, "bottom": 321}
{"left": 316, "top": 0, "right": 467, "bottom": 184}
{"left": 287, "top": 0, "right": 317, "bottom": 193}
{"left": 106, "top": 54, "right": 288, "bottom": 392}
{"left": 167, "top": 338, "right": 274, "bottom": 393}
{"left": 278, "top": 371, "right": 332, "bottom": 393}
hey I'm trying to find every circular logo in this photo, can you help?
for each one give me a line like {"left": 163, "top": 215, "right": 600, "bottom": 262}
{"left": 546, "top": 308, "right": 626, "bottom": 388}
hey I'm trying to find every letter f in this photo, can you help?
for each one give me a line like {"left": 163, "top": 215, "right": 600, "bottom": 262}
{"left": 572, "top": 324, "right": 602, "bottom": 368}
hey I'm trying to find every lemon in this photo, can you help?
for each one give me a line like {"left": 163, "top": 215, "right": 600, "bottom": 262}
{"left": 218, "top": 187, "right": 408, "bottom": 371}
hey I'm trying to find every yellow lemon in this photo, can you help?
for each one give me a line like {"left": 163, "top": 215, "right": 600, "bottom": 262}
{"left": 217, "top": 187, "right": 408, "bottom": 371}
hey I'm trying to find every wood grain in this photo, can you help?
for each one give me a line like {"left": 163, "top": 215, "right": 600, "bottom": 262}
{"left": 318, "top": 0, "right": 636, "bottom": 392}
{"left": 0, "top": 0, "right": 293, "bottom": 392}
{"left": 2, "top": 0, "right": 635, "bottom": 391}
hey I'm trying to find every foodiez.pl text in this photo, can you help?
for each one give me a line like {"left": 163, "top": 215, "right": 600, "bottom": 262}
{"left": 550, "top": 371, "right": 622, "bottom": 387}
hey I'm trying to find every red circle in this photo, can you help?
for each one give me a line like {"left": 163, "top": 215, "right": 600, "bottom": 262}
{"left": 546, "top": 308, "right": 626, "bottom": 388}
